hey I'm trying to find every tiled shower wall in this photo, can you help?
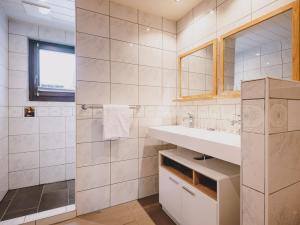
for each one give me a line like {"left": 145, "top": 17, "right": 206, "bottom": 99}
{"left": 241, "top": 78, "right": 300, "bottom": 225}
{"left": 175, "top": 0, "right": 295, "bottom": 133}
{"left": 75, "top": 0, "right": 177, "bottom": 215}
{"left": 0, "top": 7, "right": 8, "bottom": 201}
{"left": 8, "top": 20, "right": 76, "bottom": 189}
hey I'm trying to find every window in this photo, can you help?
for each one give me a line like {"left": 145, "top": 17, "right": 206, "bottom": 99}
{"left": 29, "top": 39, "right": 75, "bottom": 102}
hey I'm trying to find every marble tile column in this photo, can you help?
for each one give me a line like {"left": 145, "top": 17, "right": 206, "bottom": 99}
{"left": 241, "top": 78, "right": 300, "bottom": 225}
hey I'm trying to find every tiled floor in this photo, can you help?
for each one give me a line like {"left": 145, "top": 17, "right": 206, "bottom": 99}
{"left": 0, "top": 180, "right": 75, "bottom": 221}
{"left": 58, "top": 195, "right": 175, "bottom": 225}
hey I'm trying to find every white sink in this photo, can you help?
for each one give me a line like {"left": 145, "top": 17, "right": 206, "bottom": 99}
{"left": 148, "top": 126, "right": 241, "bottom": 165}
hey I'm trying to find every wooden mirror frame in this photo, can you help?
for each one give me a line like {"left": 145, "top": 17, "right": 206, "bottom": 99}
{"left": 177, "top": 39, "right": 218, "bottom": 101}
{"left": 219, "top": 1, "right": 300, "bottom": 98}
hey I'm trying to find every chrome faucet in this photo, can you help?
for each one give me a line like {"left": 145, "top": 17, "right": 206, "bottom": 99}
{"left": 183, "top": 112, "right": 194, "bottom": 128}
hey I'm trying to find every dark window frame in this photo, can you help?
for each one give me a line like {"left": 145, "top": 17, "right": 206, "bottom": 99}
{"left": 29, "top": 39, "right": 75, "bottom": 102}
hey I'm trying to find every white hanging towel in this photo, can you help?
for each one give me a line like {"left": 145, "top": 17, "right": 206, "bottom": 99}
{"left": 103, "top": 105, "right": 131, "bottom": 140}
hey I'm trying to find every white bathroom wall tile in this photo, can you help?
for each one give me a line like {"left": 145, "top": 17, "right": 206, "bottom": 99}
{"left": 139, "top": 86, "right": 162, "bottom": 106}
{"left": 138, "top": 156, "right": 158, "bottom": 178}
{"left": 76, "top": 33, "right": 109, "bottom": 60}
{"left": 76, "top": 186, "right": 110, "bottom": 216}
{"left": 139, "top": 25, "right": 162, "bottom": 49}
{"left": 111, "top": 62, "right": 138, "bottom": 85}
{"left": 66, "top": 147, "right": 76, "bottom": 164}
{"left": 9, "top": 117, "right": 39, "bottom": 135}
{"left": 40, "top": 117, "right": 65, "bottom": 133}
{"left": 77, "top": 81, "right": 110, "bottom": 105}
{"left": 138, "top": 175, "right": 158, "bottom": 198}
{"left": 111, "top": 138, "right": 138, "bottom": 162}
{"left": 66, "top": 117, "right": 76, "bottom": 132}
{"left": 163, "top": 69, "right": 176, "bottom": 88}
{"left": 77, "top": 57, "right": 110, "bottom": 83}
{"left": 9, "top": 134, "right": 39, "bottom": 153}
{"left": 9, "top": 151, "right": 39, "bottom": 171}
{"left": 110, "top": 18, "right": 138, "bottom": 44}
{"left": 261, "top": 52, "right": 282, "bottom": 67}
{"left": 138, "top": 11, "right": 162, "bottom": 29}
{"left": 139, "top": 46, "right": 162, "bottom": 68}
{"left": 242, "top": 186, "right": 264, "bottom": 225}
{"left": 283, "top": 63, "right": 292, "bottom": 79}
{"left": 8, "top": 107, "right": 22, "bottom": 118}
{"left": 162, "top": 88, "right": 176, "bottom": 106}
{"left": 38, "top": 26, "right": 66, "bottom": 44}
{"left": 110, "top": 180, "right": 138, "bottom": 206}
{"left": 77, "top": 141, "right": 110, "bottom": 167}
{"left": 76, "top": 119, "right": 104, "bottom": 143}
{"left": 76, "top": 8, "right": 109, "bottom": 37}
{"left": 76, "top": 164, "right": 110, "bottom": 191}
{"left": 9, "top": 19, "right": 38, "bottom": 37}
{"left": 8, "top": 88, "right": 27, "bottom": 106}
{"left": 8, "top": 34, "right": 27, "bottom": 54}
{"left": 162, "top": 51, "right": 176, "bottom": 70}
{"left": 9, "top": 70, "right": 27, "bottom": 89}
{"left": 282, "top": 49, "right": 291, "bottom": 64}
{"left": 242, "top": 99, "right": 265, "bottom": 134}
{"left": 9, "top": 53, "right": 27, "bottom": 71}
{"left": 220, "top": 104, "right": 236, "bottom": 120}
{"left": 76, "top": 0, "right": 109, "bottom": 15}
{"left": 111, "top": 84, "right": 138, "bottom": 105}
{"left": 139, "top": 66, "right": 162, "bottom": 87}
{"left": 242, "top": 132, "right": 264, "bottom": 193}
{"left": 40, "top": 165, "right": 65, "bottom": 184}
{"left": 110, "top": 40, "right": 138, "bottom": 64}
{"left": 269, "top": 131, "right": 300, "bottom": 193}
{"left": 110, "top": 1, "right": 138, "bottom": 23}
{"left": 66, "top": 31, "right": 75, "bottom": 45}
{"left": 66, "top": 163, "right": 76, "bottom": 180}
{"left": 40, "top": 133, "right": 65, "bottom": 150}
{"left": 288, "top": 100, "right": 300, "bottom": 131}
{"left": 111, "top": 159, "right": 138, "bottom": 184}
{"left": 40, "top": 148, "right": 65, "bottom": 167}
{"left": 9, "top": 169, "right": 39, "bottom": 189}
{"left": 162, "top": 18, "right": 176, "bottom": 34}
{"left": 163, "top": 32, "right": 176, "bottom": 51}
{"left": 269, "top": 99, "right": 287, "bottom": 134}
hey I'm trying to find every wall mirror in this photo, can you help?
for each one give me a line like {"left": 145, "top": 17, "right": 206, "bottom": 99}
{"left": 178, "top": 40, "right": 217, "bottom": 100}
{"left": 220, "top": 3, "right": 299, "bottom": 96}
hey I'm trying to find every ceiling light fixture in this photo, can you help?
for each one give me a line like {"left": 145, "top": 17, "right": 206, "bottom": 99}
{"left": 209, "top": 10, "right": 215, "bottom": 15}
{"left": 174, "top": 0, "right": 181, "bottom": 3}
{"left": 146, "top": 27, "right": 151, "bottom": 31}
{"left": 39, "top": 6, "right": 50, "bottom": 15}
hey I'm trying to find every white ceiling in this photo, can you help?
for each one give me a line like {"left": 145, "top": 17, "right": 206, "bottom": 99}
{"left": 233, "top": 10, "right": 291, "bottom": 53}
{"left": 111, "top": 0, "right": 202, "bottom": 20}
{"left": 0, "top": 0, "right": 75, "bottom": 31}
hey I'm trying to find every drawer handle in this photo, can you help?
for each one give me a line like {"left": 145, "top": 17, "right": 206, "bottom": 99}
{"left": 183, "top": 186, "right": 195, "bottom": 196}
{"left": 169, "top": 177, "right": 179, "bottom": 184}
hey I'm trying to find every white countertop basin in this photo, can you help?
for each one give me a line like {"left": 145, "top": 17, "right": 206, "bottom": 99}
{"left": 149, "top": 126, "right": 241, "bottom": 165}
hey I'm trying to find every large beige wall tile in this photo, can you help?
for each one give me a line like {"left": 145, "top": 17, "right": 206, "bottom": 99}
{"left": 110, "top": 1, "right": 137, "bottom": 23}
{"left": 269, "top": 78, "right": 300, "bottom": 99}
{"left": 77, "top": 57, "right": 110, "bottom": 83}
{"left": 242, "top": 132, "right": 265, "bottom": 193}
{"left": 77, "top": 141, "right": 110, "bottom": 167}
{"left": 111, "top": 62, "right": 138, "bottom": 85}
{"left": 288, "top": 100, "right": 300, "bottom": 131}
{"left": 242, "top": 186, "right": 264, "bottom": 225}
{"left": 269, "top": 99, "right": 287, "bottom": 134}
{"left": 77, "top": 8, "right": 109, "bottom": 37}
{"left": 110, "top": 180, "right": 138, "bottom": 206}
{"left": 138, "top": 175, "right": 158, "bottom": 198}
{"left": 111, "top": 138, "right": 138, "bottom": 162}
{"left": 76, "top": 186, "right": 110, "bottom": 215}
{"left": 76, "top": 164, "right": 110, "bottom": 191}
{"left": 139, "top": 25, "right": 162, "bottom": 49}
{"left": 76, "top": 0, "right": 109, "bottom": 15}
{"left": 139, "top": 46, "right": 162, "bottom": 68}
{"left": 77, "top": 33, "right": 109, "bottom": 60}
{"left": 76, "top": 119, "right": 104, "bottom": 143}
{"left": 110, "top": 40, "right": 138, "bottom": 64}
{"left": 138, "top": 11, "right": 162, "bottom": 29}
{"left": 111, "top": 84, "right": 138, "bottom": 105}
{"left": 241, "top": 79, "right": 265, "bottom": 100}
{"left": 269, "top": 182, "right": 300, "bottom": 225}
{"left": 110, "top": 18, "right": 138, "bottom": 44}
{"left": 269, "top": 131, "right": 300, "bottom": 193}
{"left": 111, "top": 159, "right": 138, "bottom": 184}
{"left": 162, "top": 18, "right": 176, "bottom": 34}
{"left": 77, "top": 81, "right": 110, "bottom": 105}
{"left": 242, "top": 99, "right": 265, "bottom": 134}
{"left": 139, "top": 66, "right": 162, "bottom": 87}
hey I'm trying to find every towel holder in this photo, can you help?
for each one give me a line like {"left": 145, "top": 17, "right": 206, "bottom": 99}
{"left": 81, "top": 104, "right": 141, "bottom": 110}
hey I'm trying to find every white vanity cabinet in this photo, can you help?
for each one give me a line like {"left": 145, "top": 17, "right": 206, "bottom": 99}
{"left": 159, "top": 149, "right": 240, "bottom": 225}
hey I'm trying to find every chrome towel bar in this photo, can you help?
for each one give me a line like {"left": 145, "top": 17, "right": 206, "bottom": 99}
{"left": 81, "top": 104, "right": 141, "bottom": 110}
